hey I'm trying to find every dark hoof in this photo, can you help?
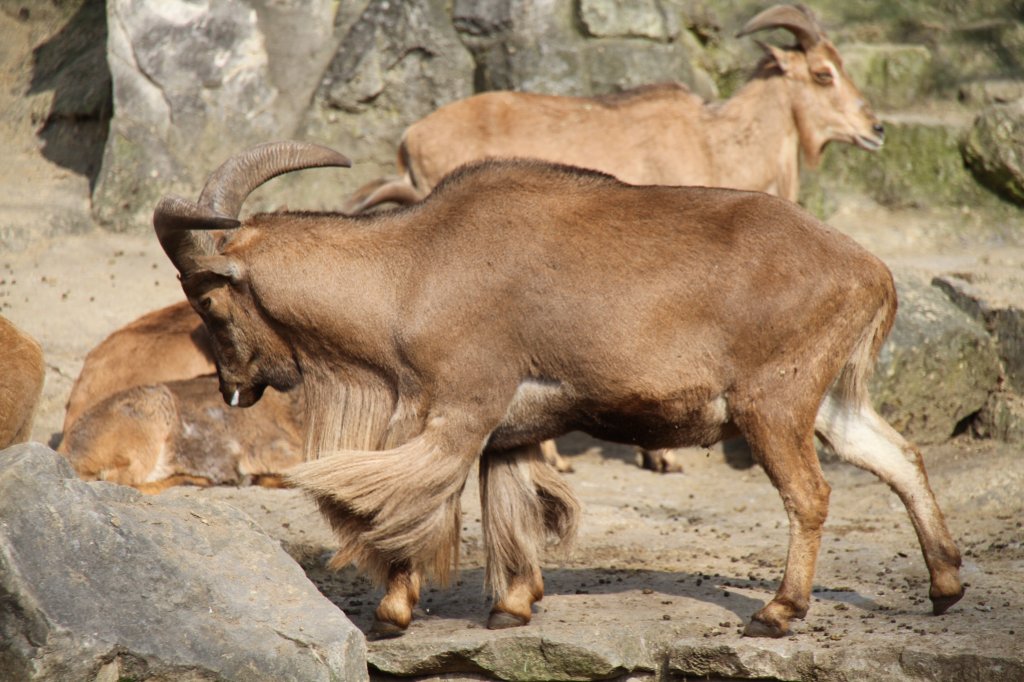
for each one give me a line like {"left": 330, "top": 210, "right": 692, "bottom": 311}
{"left": 369, "top": 619, "right": 408, "bottom": 640}
{"left": 487, "top": 610, "right": 529, "bottom": 630}
{"left": 932, "top": 587, "right": 965, "bottom": 616}
{"left": 743, "top": 618, "right": 789, "bottom": 638}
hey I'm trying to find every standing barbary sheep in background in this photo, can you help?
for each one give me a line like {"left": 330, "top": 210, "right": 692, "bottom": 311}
{"left": 344, "top": 3, "right": 884, "bottom": 213}
{"left": 59, "top": 376, "right": 304, "bottom": 493}
{"left": 0, "top": 315, "right": 45, "bottom": 448}
{"left": 61, "top": 301, "right": 216, "bottom": 433}
{"left": 154, "top": 141, "right": 962, "bottom": 639}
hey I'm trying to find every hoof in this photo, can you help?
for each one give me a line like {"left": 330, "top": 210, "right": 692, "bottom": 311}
{"left": 487, "top": 610, "right": 530, "bottom": 630}
{"left": 743, "top": 617, "right": 789, "bottom": 638}
{"left": 369, "top": 619, "right": 408, "bottom": 640}
{"left": 932, "top": 587, "right": 966, "bottom": 616}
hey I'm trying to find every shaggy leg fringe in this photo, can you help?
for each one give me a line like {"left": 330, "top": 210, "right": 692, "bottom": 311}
{"left": 480, "top": 444, "right": 581, "bottom": 599}
{"left": 289, "top": 429, "right": 471, "bottom": 587}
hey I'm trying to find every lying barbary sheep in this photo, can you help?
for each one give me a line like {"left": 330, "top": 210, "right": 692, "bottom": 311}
{"left": 61, "top": 301, "right": 215, "bottom": 433}
{"left": 344, "top": 3, "right": 883, "bottom": 213}
{"left": 154, "top": 141, "right": 962, "bottom": 639}
{"left": 59, "top": 375, "right": 303, "bottom": 493}
{"left": 0, "top": 315, "right": 45, "bottom": 449}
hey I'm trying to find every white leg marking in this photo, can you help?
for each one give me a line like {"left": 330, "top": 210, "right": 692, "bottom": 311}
{"left": 815, "top": 394, "right": 922, "bottom": 492}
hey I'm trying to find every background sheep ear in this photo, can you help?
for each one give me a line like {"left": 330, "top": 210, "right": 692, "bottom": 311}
{"left": 193, "top": 255, "right": 245, "bottom": 284}
{"left": 756, "top": 41, "right": 790, "bottom": 74}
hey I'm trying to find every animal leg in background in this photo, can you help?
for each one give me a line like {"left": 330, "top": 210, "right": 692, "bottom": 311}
{"left": 480, "top": 443, "right": 581, "bottom": 629}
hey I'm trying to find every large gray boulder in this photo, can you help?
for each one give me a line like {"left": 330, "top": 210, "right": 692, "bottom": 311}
{"left": 933, "top": 273, "right": 1024, "bottom": 395}
{"left": 453, "top": 0, "right": 714, "bottom": 98}
{"left": 961, "top": 97, "right": 1024, "bottom": 205}
{"left": 870, "top": 271, "right": 1003, "bottom": 444}
{"left": 93, "top": 0, "right": 341, "bottom": 231}
{"left": 0, "top": 444, "right": 367, "bottom": 682}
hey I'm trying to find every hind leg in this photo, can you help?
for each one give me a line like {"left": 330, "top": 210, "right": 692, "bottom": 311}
{"left": 816, "top": 394, "right": 963, "bottom": 614}
{"left": 739, "top": 415, "right": 831, "bottom": 637}
{"left": 480, "top": 443, "right": 580, "bottom": 629}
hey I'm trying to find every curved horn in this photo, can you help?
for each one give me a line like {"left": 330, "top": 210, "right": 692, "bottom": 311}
{"left": 153, "top": 141, "right": 352, "bottom": 276}
{"left": 198, "top": 140, "right": 352, "bottom": 217}
{"left": 736, "top": 4, "right": 822, "bottom": 51}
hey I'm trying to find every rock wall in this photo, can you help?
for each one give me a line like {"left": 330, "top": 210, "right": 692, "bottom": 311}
{"left": 8, "top": 0, "right": 1023, "bottom": 228}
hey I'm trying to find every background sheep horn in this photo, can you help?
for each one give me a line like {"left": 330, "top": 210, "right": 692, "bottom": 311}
{"left": 736, "top": 3, "right": 822, "bottom": 51}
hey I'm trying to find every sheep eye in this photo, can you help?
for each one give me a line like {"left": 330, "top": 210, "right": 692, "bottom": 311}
{"left": 199, "top": 296, "right": 212, "bottom": 311}
{"left": 813, "top": 70, "right": 834, "bottom": 85}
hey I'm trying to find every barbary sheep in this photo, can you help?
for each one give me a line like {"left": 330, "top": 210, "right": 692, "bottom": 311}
{"left": 344, "top": 3, "right": 883, "bottom": 214}
{"left": 61, "top": 301, "right": 215, "bottom": 433}
{"left": 59, "top": 375, "right": 303, "bottom": 493}
{"left": 1, "top": 315, "right": 45, "bottom": 448}
{"left": 61, "top": 302, "right": 573, "bottom": 473}
{"left": 153, "top": 141, "right": 962, "bottom": 639}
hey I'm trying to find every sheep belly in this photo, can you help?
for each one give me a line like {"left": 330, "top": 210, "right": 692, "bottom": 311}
{"left": 488, "top": 379, "right": 733, "bottom": 451}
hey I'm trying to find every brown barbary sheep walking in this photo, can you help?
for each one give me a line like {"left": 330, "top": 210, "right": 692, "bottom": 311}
{"left": 344, "top": 4, "right": 884, "bottom": 213}
{"left": 153, "top": 141, "right": 963, "bottom": 639}
{"left": 0, "top": 315, "right": 45, "bottom": 449}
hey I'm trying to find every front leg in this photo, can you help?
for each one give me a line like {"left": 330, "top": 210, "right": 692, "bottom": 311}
{"left": 480, "top": 444, "right": 581, "bottom": 629}
{"left": 289, "top": 391, "right": 515, "bottom": 635}
{"left": 372, "top": 563, "right": 422, "bottom": 638}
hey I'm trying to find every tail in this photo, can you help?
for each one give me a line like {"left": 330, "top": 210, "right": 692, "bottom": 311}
{"left": 342, "top": 174, "right": 423, "bottom": 214}
{"left": 479, "top": 444, "right": 581, "bottom": 599}
{"left": 832, "top": 273, "right": 897, "bottom": 406}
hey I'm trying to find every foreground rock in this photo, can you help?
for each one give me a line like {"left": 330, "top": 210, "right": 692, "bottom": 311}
{"left": 0, "top": 444, "right": 367, "bottom": 682}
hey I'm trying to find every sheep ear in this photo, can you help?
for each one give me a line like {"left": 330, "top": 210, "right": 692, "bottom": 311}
{"left": 756, "top": 41, "right": 790, "bottom": 74}
{"left": 192, "top": 255, "right": 245, "bottom": 285}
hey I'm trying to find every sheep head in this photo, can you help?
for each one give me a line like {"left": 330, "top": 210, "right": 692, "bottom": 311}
{"left": 738, "top": 4, "right": 884, "bottom": 165}
{"left": 154, "top": 141, "right": 352, "bottom": 408}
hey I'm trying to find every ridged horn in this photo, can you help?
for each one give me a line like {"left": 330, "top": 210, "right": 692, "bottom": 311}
{"left": 736, "top": 4, "right": 822, "bottom": 51}
{"left": 153, "top": 141, "right": 352, "bottom": 276}
{"left": 197, "top": 141, "right": 352, "bottom": 217}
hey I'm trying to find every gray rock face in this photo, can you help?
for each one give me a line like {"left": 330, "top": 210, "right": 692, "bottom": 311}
{"left": 933, "top": 273, "right": 1024, "bottom": 395}
{"left": 840, "top": 43, "right": 933, "bottom": 110}
{"left": 301, "top": 0, "right": 475, "bottom": 194}
{"left": 0, "top": 443, "right": 367, "bottom": 682}
{"left": 870, "top": 272, "right": 1002, "bottom": 443}
{"left": 93, "top": 0, "right": 339, "bottom": 230}
{"left": 961, "top": 98, "right": 1024, "bottom": 205}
